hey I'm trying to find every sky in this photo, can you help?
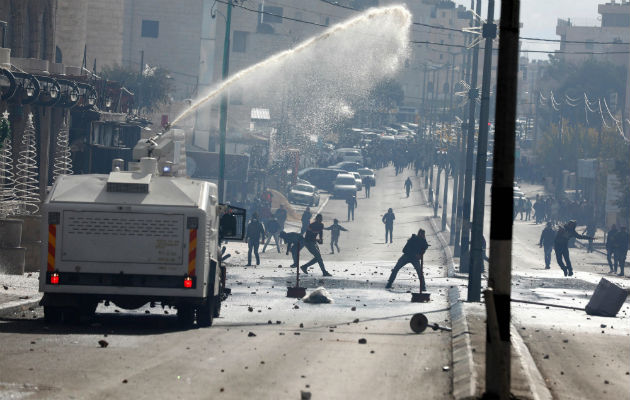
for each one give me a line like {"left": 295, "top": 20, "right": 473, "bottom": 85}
{"left": 454, "top": 0, "right": 607, "bottom": 59}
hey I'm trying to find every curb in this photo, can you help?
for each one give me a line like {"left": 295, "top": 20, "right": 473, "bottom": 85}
{"left": 510, "top": 324, "right": 553, "bottom": 400}
{"left": 448, "top": 287, "right": 477, "bottom": 400}
{"left": 0, "top": 297, "right": 41, "bottom": 318}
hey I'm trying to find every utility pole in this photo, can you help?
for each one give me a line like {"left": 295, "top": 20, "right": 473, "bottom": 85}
{"left": 468, "top": 0, "right": 496, "bottom": 302}
{"left": 450, "top": 126, "right": 461, "bottom": 243}
{"left": 459, "top": 0, "right": 482, "bottom": 273}
{"left": 434, "top": 158, "right": 441, "bottom": 217}
{"left": 453, "top": 5, "right": 475, "bottom": 253}
{"left": 442, "top": 150, "right": 449, "bottom": 230}
{"left": 485, "top": 0, "right": 520, "bottom": 398}
{"left": 217, "top": 0, "right": 233, "bottom": 203}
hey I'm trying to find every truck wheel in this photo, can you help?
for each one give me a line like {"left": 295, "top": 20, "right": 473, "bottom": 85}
{"left": 43, "top": 306, "right": 63, "bottom": 324}
{"left": 177, "top": 305, "right": 195, "bottom": 329}
{"left": 198, "top": 298, "right": 215, "bottom": 327}
{"left": 212, "top": 296, "right": 222, "bottom": 318}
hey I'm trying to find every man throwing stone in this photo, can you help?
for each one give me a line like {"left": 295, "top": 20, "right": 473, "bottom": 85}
{"left": 386, "top": 229, "right": 429, "bottom": 291}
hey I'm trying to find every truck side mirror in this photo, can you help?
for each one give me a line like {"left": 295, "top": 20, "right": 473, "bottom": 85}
{"left": 219, "top": 205, "right": 246, "bottom": 241}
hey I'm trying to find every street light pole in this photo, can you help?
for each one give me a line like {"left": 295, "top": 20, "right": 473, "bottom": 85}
{"left": 218, "top": 0, "right": 233, "bottom": 203}
{"left": 468, "top": 0, "right": 497, "bottom": 302}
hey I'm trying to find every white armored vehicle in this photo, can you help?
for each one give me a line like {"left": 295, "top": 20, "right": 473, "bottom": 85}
{"left": 39, "top": 128, "right": 244, "bottom": 327}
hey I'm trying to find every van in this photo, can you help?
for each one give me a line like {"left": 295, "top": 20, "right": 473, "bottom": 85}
{"left": 298, "top": 168, "right": 346, "bottom": 192}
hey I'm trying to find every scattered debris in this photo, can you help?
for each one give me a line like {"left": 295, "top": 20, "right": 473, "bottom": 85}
{"left": 122, "top": 379, "right": 128, "bottom": 384}
{"left": 248, "top": 332, "right": 256, "bottom": 337}
{"left": 358, "top": 338, "right": 367, "bottom": 344}
{"left": 442, "top": 366, "right": 450, "bottom": 371}
{"left": 301, "top": 390, "right": 312, "bottom": 399}
{"left": 98, "top": 340, "right": 109, "bottom": 348}
{"left": 248, "top": 306, "right": 254, "bottom": 312}
{"left": 302, "top": 287, "right": 334, "bottom": 304}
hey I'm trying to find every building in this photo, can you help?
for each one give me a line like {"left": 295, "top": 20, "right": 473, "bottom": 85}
{"left": 55, "top": 0, "right": 125, "bottom": 70}
{"left": 555, "top": 0, "right": 630, "bottom": 128}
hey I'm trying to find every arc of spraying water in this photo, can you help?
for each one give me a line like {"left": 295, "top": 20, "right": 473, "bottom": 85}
{"left": 171, "top": 6, "right": 411, "bottom": 126}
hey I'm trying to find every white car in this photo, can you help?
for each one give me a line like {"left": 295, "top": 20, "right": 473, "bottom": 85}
{"left": 351, "top": 172, "right": 363, "bottom": 191}
{"left": 288, "top": 184, "right": 320, "bottom": 206}
{"left": 357, "top": 168, "right": 376, "bottom": 186}
{"left": 333, "top": 174, "right": 358, "bottom": 198}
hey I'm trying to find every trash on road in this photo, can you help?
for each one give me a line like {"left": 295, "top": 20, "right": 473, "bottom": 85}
{"left": 302, "top": 287, "right": 333, "bottom": 303}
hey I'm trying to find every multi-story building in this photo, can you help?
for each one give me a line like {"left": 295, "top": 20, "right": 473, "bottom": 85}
{"left": 555, "top": 0, "right": 630, "bottom": 128}
{"left": 55, "top": 0, "right": 124, "bottom": 70}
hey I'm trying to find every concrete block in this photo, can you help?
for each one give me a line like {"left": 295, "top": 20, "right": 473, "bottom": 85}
{"left": 23, "top": 243, "right": 42, "bottom": 273}
{"left": 0, "top": 247, "right": 26, "bottom": 275}
{"left": 18, "top": 215, "right": 41, "bottom": 243}
{"left": 0, "top": 219, "right": 23, "bottom": 248}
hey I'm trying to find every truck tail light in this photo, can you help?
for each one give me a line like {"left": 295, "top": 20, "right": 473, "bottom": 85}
{"left": 184, "top": 276, "right": 193, "bottom": 288}
{"left": 50, "top": 272, "right": 59, "bottom": 285}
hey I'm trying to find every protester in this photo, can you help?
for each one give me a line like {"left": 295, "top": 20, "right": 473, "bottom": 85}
{"left": 539, "top": 222, "right": 556, "bottom": 269}
{"left": 245, "top": 213, "right": 265, "bottom": 266}
{"left": 606, "top": 224, "right": 618, "bottom": 273}
{"left": 324, "top": 218, "right": 348, "bottom": 254}
{"left": 346, "top": 194, "right": 356, "bottom": 221}
{"left": 382, "top": 208, "right": 395, "bottom": 244}
{"left": 612, "top": 226, "right": 628, "bottom": 277}
{"left": 280, "top": 231, "right": 304, "bottom": 268}
{"left": 385, "top": 229, "right": 429, "bottom": 291}
{"left": 300, "top": 206, "right": 312, "bottom": 235}
{"left": 554, "top": 220, "right": 591, "bottom": 276}
{"left": 404, "top": 177, "right": 412, "bottom": 198}
{"left": 300, "top": 214, "right": 332, "bottom": 276}
{"left": 262, "top": 216, "right": 281, "bottom": 253}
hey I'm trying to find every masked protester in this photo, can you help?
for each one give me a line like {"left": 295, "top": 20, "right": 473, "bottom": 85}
{"left": 386, "top": 229, "right": 429, "bottom": 291}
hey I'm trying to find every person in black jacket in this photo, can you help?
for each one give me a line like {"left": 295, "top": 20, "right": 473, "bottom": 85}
{"left": 280, "top": 231, "right": 304, "bottom": 268}
{"left": 300, "top": 207, "right": 312, "bottom": 235}
{"left": 246, "top": 213, "right": 265, "bottom": 266}
{"left": 385, "top": 229, "right": 429, "bottom": 291}
{"left": 613, "top": 226, "right": 628, "bottom": 276}
{"left": 382, "top": 208, "right": 395, "bottom": 243}
{"left": 262, "top": 216, "right": 281, "bottom": 253}
{"left": 606, "top": 224, "right": 618, "bottom": 273}
{"left": 539, "top": 222, "right": 556, "bottom": 269}
{"left": 553, "top": 220, "right": 591, "bottom": 276}
{"left": 300, "top": 214, "right": 332, "bottom": 276}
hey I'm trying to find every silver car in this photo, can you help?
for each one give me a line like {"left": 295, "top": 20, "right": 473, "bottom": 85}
{"left": 288, "top": 184, "right": 320, "bottom": 206}
{"left": 333, "top": 174, "right": 358, "bottom": 198}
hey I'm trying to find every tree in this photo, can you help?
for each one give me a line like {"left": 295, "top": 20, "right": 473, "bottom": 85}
{"left": 361, "top": 78, "right": 404, "bottom": 126}
{"left": 101, "top": 65, "right": 173, "bottom": 114}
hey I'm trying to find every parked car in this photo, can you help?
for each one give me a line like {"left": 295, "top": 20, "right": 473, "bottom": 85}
{"left": 333, "top": 174, "right": 358, "bottom": 198}
{"left": 357, "top": 168, "right": 376, "bottom": 186}
{"left": 298, "top": 168, "right": 346, "bottom": 192}
{"left": 328, "top": 161, "right": 363, "bottom": 172}
{"left": 351, "top": 172, "right": 363, "bottom": 191}
{"left": 288, "top": 184, "right": 320, "bottom": 206}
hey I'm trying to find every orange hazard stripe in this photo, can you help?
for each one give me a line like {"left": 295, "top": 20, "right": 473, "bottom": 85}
{"left": 188, "top": 229, "right": 197, "bottom": 276}
{"left": 47, "top": 224, "right": 56, "bottom": 271}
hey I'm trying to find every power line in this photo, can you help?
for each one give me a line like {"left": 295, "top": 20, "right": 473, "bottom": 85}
{"left": 218, "top": 0, "right": 630, "bottom": 55}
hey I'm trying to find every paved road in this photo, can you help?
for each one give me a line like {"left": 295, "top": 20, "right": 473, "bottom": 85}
{"left": 0, "top": 166, "right": 455, "bottom": 400}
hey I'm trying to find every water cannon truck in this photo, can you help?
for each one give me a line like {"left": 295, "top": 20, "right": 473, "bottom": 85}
{"left": 39, "top": 127, "right": 245, "bottom": 328}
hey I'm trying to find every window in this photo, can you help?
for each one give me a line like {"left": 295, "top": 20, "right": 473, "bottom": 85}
{"left": 141, "top": 20, "right": 159, "bottom": 38}
{"left": 233, "top": 31, "right": 247, "bottom": 52}
{"left": 261, "top": 5, "right": 283, "bottom": 24}
{"left": 55, "top": 46, "right": 62, "bottom": 63}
